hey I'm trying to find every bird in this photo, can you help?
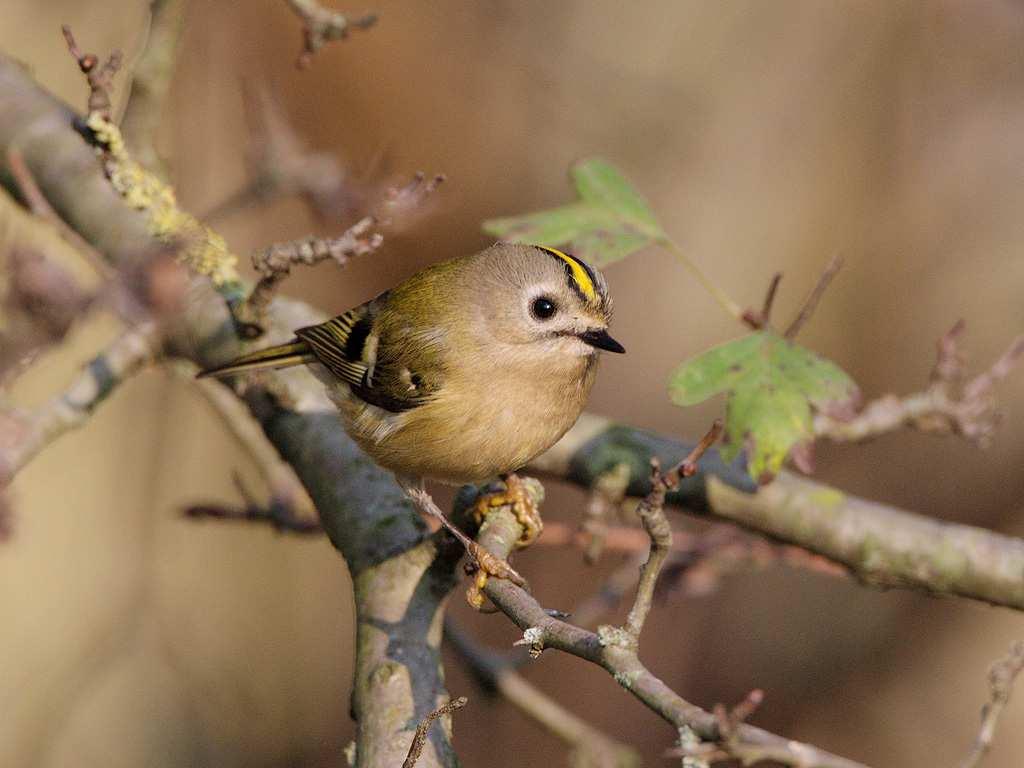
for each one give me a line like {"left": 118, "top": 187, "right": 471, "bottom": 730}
{"left": 199, "top": 242, "right": 624, "bottom": 604}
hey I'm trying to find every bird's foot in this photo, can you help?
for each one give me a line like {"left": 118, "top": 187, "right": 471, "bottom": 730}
{"left": 464, "top": 542, "right": 528, "bottom": 610}
{"left": 471, "top": 473, "right": 544, "bottom": 548}
{"left": 399, "top": 477, "right": 529, "bottom": 611}
{"left": 464, "top": 474, "right": 542, "bottom": 609}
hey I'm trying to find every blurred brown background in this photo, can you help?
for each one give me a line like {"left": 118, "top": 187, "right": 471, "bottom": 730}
{"left": 3, "top": 1, "right": 1024, "bottom": 766}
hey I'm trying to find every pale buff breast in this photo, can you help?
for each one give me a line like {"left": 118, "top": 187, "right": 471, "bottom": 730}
{"left": 322, "top": 354, "right": 598, "bottom": 484}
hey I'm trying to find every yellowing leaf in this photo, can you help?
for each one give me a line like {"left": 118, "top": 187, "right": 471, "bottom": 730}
{"left": 668, "top": 332, "right": 859, "bottom": 482}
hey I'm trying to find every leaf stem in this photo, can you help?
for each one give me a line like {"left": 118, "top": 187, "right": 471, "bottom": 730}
{"left": 660, "top": 238, "right": 744, "bottom": 321}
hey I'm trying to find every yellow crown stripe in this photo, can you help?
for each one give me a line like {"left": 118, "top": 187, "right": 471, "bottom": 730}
{"left": 536, "top": 246, "right": 597, "bottom": 302}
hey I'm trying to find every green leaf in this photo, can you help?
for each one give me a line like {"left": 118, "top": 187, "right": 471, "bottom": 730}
{"left": 482, "top": 158, "right": 665, "bottom": 266}
{"left": 570, "top": 160, "right": 664, "bottom": 239}
{"left": 668, "top": 332, "right": 859, "bottom": 482}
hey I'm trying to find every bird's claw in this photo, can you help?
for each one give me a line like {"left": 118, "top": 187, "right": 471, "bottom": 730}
{"left": 464, "top": 541, "right": 529, "bottom": 609}
{"left": 471, "top": 473, "right": 544, "bottom": 547}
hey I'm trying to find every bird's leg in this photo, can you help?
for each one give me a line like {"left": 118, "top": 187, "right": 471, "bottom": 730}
{"left": 397, "top": 477, "right": 528, "bottom": 610}
{"left": 472, "top": 473, "right": 544, "bottom": 547}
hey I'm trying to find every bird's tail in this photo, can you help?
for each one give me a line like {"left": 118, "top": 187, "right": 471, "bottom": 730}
{"left": 196, "top": 340, "right": 315, "bottom": 379}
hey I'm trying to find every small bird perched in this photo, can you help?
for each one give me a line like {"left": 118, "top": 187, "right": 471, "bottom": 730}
{"left": 200, "top": 242, "right": 624, "bottom": 603}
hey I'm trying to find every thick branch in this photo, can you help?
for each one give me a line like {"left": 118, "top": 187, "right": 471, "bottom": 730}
{"left": 530, "top": 413, "right": 1024, "bottom": 612}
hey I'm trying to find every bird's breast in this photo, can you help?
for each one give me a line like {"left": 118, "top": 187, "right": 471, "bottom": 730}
{"left": 351, "top": 351, "right": 598, "bottom": 484}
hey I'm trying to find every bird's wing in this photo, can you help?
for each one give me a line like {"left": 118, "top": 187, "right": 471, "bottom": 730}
{"left": 295, "top": 294, "right": 439, "bottom": 413}
{"left": 295, "top": 306, "right": 373, "bottom": 388}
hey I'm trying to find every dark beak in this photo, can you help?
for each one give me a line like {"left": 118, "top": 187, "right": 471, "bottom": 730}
{"left": 579, "top": 328, "right": 626, "bottom": 354}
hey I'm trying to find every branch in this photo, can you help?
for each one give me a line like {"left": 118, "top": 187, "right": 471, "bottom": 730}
{"left": 402, "top": 697, "right": 468, "bottom": 768}
{"left": 444, "top": 619, "right": 640, "bottom": 768}
{"left": 0, "top": 322, "right": 158, "bottom": 488}
{"left": 2, "top": 247, "right": 97, "bottom": 360}
{"left": 784, "top": 254, "right": 843, "bottom": 339}
{"left": 184, "top": 471, "right": 323, "bottom": 534}
{"left": 238, "top": 169, "right": 442, "bottom": 329}
{"left": 0, "top": 53, "right": 460, "bottom": 767}
{"left": 666, "top": 689, "right": 767, "bottom": 763}
{"left": 180, "top": 366, "right": 319, "bottom": 527}
{"left": 741, "top": 271, "right": 782, "bottom": 330}
{"left": 121, "top": 0, "right": 187, "bottom": 172}
{"left": 242, "top": 215, "right": 382, "bottom": 324}
{"left": 61, "top": 25, "right": 123, "bottom": 121}
{"left": 530, "top": 413, "right": 1024, "bottom": 612}
{"left": 816, "top": 321, "right": 1024, "bottom": 447}
{"left": 61, "top": 27, "right": 251, "bottom": 332}
{"left": 200, "top": 83, "right": 353, "bottom": 224}
{"left": 5, "top": 45, "right": 1024, "bottom": 766}
{"left": 579, "top": 461, "right": 631, "bottom": 563}
{"left": 958, "top": 641, "right": 1024, "bottom": 768}
{"left": 458, "top": 491, "right": 869, "bottom": 768}
{"left": 624, "top": 420, "right": 721, "bottom": 643}
{"left": 285, "top": 0, "right": 378, "bottom": 68}
{"left": 6, "top": 146, "right": 111, "bottom": 278}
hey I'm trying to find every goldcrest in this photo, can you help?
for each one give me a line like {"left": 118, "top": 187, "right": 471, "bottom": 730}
{"left": 199, "top": 242, "right": 624, "bottom": 485}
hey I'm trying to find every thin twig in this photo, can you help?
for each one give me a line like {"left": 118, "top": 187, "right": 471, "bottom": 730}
{"left": 660, "top": 238, "right": 743, "bottom": 321}
{"left": 473, "top": 502, "right": 868, "bottom": 768}
{"left": 203, "top": 84, "right": 394, "bottom": 225}
{"left": 61, "top": 25, "right": 123, "bottom": 121}
{"left": 784, "top": 254, "right": 843, "bottom": 339}
{"left": 761, "top": 272, "right": 782, "bottom": 323}
{"left": 444, "top": 619, "right": 639, "bottom": 768}
{"left": 285, "top": 0, "right": 378, "bottom": 68}
{"left": 184, "top": 471, "right": 322, "bottom": 534}
{"left": 0, "top": 322, "right": 158, "bottom": 487}
{"left": 237, "top": 82, "right": 352, "bottom": 221}
{"left": 401, "top": 696, "right": 468, "bottom": 768}
{"left": 815, "top": 322, "right": 1024, "bottom": 447}
{"left": 623, "top": 420, "right": 721, "bottom": 643}
{"left": 121, "top": 0, "right": 187, "bottom": 172}
{"left": 666, "top": 689, "right": 766, "bottom": 763}
{"left": 741, "top": 271, "right": 783, "bottom": 330}
{"left": 958, "top": 641, "right": 1024, "bottom": 768}
{"left": 244, "top": 216, "right": 382, "bottom": 321}
{"left": 182, "top": 368, "right": 319, "bottom": 525}
{"left": 238, "top": 172, "right": 444, "bottom": 329}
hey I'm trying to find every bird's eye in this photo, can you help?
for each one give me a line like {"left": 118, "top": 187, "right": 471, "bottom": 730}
{"left": 531, "top": 297, "right": 557, "bottom": 320}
